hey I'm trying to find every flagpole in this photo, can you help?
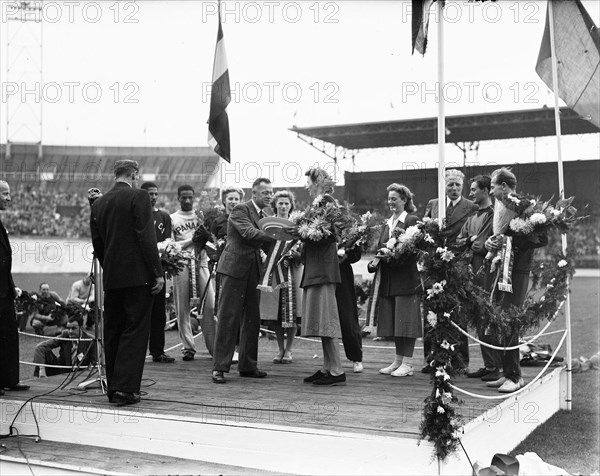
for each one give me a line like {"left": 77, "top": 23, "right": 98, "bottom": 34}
{"left": 436, "top": 0, "right": 446, "bottom": 221}
{"left": 548, "top": 0, "right": 572, "bottom": 412}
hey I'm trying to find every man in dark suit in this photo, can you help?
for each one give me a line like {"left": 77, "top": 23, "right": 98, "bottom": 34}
{"left": 90, "top": 161, "right": 164, "bottom": 405}
{"left": 424, "top": 169, "right": 478, "bottom": 246}
{"left": 0, "top": 180, "right": 30, "bottom": 395}
{"left": 422, "top": 169, "right": 477, "bottom": 374}
{"left": 212, "top": 177, "right": 275, "bottom": 383}
{"left": 33, "top": 315, "right": 97, "bottom": 377}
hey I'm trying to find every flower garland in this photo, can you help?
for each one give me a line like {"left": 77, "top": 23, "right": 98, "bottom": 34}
{"left": 367, "top": 211, "right": 578, "bottom": 460}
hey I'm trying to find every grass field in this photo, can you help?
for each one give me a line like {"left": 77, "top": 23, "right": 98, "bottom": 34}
{"left": 12, "top": 272, "right": 600, "bottom": 474}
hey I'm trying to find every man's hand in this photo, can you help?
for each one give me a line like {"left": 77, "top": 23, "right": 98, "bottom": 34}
{"left": 282, "top": 226, "right": 300, "bottom": 239}
{"left": 485, "top": 235, "right": 500, "bottom": 252}
{"left": 151, "top": 277, "right": 165, "bottom": 295}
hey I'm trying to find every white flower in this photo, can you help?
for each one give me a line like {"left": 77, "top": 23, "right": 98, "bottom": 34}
{"left": 436, "top": 246, "right": 455, "bottom": 262}
{"left": 437, "top": 406, "right": 446, "bottom": 414}
{"left": 529, "top": 213, "right": 547, "bottom": 226}
{"left": 337, "top": 249, "right": 346, "bottom": 257}
{"left": 509, "top": 217, "right": 534, "bottom": 234}
{"left": 546, "top": 284, "right": 554, "bottom": 289}
{"left": 312, "top": 195, "right": 323, "bottom": 207}
{"left": 426, "top": 311, "right": 437, "bottom": 328}
{"left": 424, "top": 233, "right": 435, "bottom": 244}
{"left": 540, "top": 296, "right": 546, "bottom": 302}
{"left": 441, "top": 340, "right": 450, "bottom": 350}
{"left": 386, "top": 237, "right": 397, "bottom": 249}
{"left": 361, "top": 211, "right": 372, "bottom": 222}
{"left": 551, "top": 209, "right": 561, "bottom": 217}
{"left": 558, "top": 259, "right": 567, "bottom": 268}
{"left": 426, "top": 280, "right": 447, "bottom": 299}
{"left": 443, "top": 312, "right": 451, "bottom": 318}
{"left": 422, "top": 217, "right": 431, "bottom": 223}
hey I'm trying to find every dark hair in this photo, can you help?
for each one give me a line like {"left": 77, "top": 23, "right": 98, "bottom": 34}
{"left": 386, "top": 183, "right": 417, "bottom": 213}
{"left": 39, "top": 282, "right": 49, "bottom": 290}
{"left": 141, "top": 182, "right": 158, "bottom": 191}
{"left": 252, "top": 177, "right": 271, "bottom": 189}
{"left": 471, "top": 175, "right": 491, "bottom": 192}
{"left": 221, "top": 186, "right": 244, "bottom": 204}
{"left": 491, "top": 167, "right": 517, "bottom": 190}
{"left": 113, "top": 160, "right": 139, "bottom": 178}
{"left": 270, "top": 190, "right": 296, "bottom": 214}
{"left": 177, "top": 184, "right": 195, "bottom": 197}
{"left": 305, "top": 167, "right": 335, "bottom": 194}
{"left": 67, "top": 314, "right": 84, "bottom": 327}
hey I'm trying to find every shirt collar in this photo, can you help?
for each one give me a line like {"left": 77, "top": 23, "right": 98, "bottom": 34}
{"left": 447, "top": 196, "right": 462, "bottom": 207}
{"left": 251, "top": 199, "right": 262, "bottom": 215}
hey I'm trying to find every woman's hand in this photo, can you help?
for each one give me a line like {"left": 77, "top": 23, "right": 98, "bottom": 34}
{"left": 282, "top": 225, "right": 300, "bottom": 239}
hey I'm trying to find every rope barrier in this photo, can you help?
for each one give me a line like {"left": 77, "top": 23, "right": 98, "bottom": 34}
{"left": 450, "top": 299, "right": 565, "bottom": 351}
{"left": 450, "top": 328, "right": 568, "bottom": 400}
{"left": 18, "top": 361, "right": 78, "bottom": 369}
{"left": 18, "top": 330, "right": 94, "bottom": 342}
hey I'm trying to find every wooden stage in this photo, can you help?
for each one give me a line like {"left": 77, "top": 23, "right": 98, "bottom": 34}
{"left": 0, "top": 336, "right": 567, "bottom": 475}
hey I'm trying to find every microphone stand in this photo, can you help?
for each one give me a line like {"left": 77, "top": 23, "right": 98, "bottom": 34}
{"left": 77, "top": 255, "right": 106, "bottom": 392}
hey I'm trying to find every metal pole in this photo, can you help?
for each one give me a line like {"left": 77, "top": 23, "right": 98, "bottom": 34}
{"left": 437, "top": 0, "right": 446, "bottom": 221}
{"left": 548, "top": 0, "right": 572, "bottom": 411}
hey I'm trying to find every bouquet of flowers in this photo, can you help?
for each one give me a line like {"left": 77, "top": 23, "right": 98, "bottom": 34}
{"left": 340, "top": 210, "right": 382, "bottom": 252}
{"left": 158, "top": 239, "right": 194, "bottom": 279}
{"left": 376, "top": 224, "right": 424, "bottom": 262}
{"left": 506, "top": 195, "right": 580, "bottom": 237}
{"left": 295, "top": 195, "right": 354, "bottom": 242}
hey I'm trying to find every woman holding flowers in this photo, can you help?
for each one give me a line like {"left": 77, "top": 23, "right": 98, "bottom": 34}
{"left": 294, "top": 167, "right": 346, "bottom": 386}
{"left": 258, "top": 190, "right": 303, "bottom": 365}
{"left": 368, "top": 183, "right": 421, "bottom": 378}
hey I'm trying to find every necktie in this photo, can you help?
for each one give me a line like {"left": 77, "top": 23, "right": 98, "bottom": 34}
{"left": 447, "top": 201, "right": 455, "bottom": 219}
{"left": 259, "top": 210, "right": 264, "bottom": 219}
{"left": 71, "top": 342, "right": 78, "bottom": 365}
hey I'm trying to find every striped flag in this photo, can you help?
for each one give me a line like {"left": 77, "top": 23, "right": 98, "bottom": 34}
{"left": 208, "top": 6, "right": 231, "bottom": 162}
{"left": 411, "top": 0, "right": 435, "bottom": 55}
{"left": 536, "top": 0, "right": 600, "bottom": 128}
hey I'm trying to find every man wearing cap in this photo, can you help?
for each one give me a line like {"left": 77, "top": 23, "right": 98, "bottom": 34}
{"left": 90, "top": 160, "right": 164, "bottom": 406}
{"left": 422, "top": 169, "right": 477, "bottom": 374}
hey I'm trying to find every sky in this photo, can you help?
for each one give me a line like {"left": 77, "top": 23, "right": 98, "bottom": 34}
{"left": 0, "top": 0, "right": 599, "bottom": 186}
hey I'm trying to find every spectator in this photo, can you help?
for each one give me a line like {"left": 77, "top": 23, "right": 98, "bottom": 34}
{"left": 31, "top": 282, "right": 66, "bottom": 335}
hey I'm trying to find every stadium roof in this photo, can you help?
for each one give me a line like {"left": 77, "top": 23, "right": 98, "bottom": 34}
{"left": 289, "top": 107, "right": 600, "bottom": 150}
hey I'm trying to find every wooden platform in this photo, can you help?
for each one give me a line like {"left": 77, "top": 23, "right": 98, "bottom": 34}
{"left": 0, "top": 337, "right": 567, "bottom": 475}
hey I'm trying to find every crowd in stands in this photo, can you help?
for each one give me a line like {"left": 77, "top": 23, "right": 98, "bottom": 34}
{"left": 4, "top": 184, "right": 599, "bottom": 265}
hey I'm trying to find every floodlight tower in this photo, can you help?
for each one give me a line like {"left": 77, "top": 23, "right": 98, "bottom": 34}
{"left": 4, "top": 1, "right": 43, "bottom": 160}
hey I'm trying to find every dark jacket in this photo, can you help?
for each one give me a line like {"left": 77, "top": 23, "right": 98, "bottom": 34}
{"left": 33, "top": 329, "right": 97, "bottom": 367}
{"left": 216, "top": 200, "right": 274, "bottom": 279}
{"left": 300, "top": 195, "right": 342, "bottom": 288}
{"left": 424, "top": 197, "right": 478, "bottom": 245}
{"left": 90, "top": 182, "right": 163, "bottom": 290}
{"left": 0, "top": 219, "right": 16, "bottom": 300}
{"left": 370, "top": 214, "right": 421, "bottom": 296}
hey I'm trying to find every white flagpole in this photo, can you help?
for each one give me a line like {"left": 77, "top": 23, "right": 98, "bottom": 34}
{"left": 437, "top": 0, "right": 446, "bottom": 221}
{"left": 548, "top": 0, "right": 572, "bottom": 411}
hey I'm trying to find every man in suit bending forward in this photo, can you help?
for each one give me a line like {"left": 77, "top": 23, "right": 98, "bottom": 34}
{"left": 212, "top": 177, "right": 275, "bottom": 384}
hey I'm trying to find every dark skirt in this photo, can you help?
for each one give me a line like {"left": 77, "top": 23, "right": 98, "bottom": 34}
{"left": 376, "top": 294, "right": 422, "bottom": 338}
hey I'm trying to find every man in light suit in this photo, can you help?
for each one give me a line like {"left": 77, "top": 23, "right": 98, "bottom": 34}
{"left": 91, "top": 160, "right": 164, "bottom": 405}
{"left": 212, "top": 177, "right": 275, "bottom": 384}
{"left": 422, "top": 169, "right": 477, "bottom": 374}
{"left": 0, "top": 180, "right": 30, "bottom": 394}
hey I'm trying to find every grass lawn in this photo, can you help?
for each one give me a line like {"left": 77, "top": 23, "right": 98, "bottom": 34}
{"left": 13, "top": 273, "right": 600, "bottom": 474}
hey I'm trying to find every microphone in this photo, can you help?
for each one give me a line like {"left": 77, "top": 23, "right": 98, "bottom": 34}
{"left": 87, "top": 188, "right": 103, "bottom": 207}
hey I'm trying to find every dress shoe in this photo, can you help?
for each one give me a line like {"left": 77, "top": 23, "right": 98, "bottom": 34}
{"left": 239, "top": 369, "right": 267, "bottom": 378}
{"left": 303, "top": 370, "right": 325, "bottom": 383}
{"left": 182, "top": 351, "right": 194, "bottom": 361}
{"left": 153, "top": 354, "right": 175, "bottom": 363}
{"left": 281, "top": 352, "right": 293, "bottom": 364}
{"left": 498, "top": 378, "right": 524, "bottom": 393}
{"left": 0, "top": 388, "right": 5, "bottom": 396}
{"left": 421, "top": 364, "right": 434, "bottom": 374}
{"left": 481, "top": 370, "right": 502, "bottom": 382}
{"left": 391, "top": 364, "right": 414, "bottom": 377}
{"left": 313, "top": 372, "right": 346, "bottom": 386}
{"left": 5, "top": 384, "right": 30, "bottom": 391}
{"left": 486, "top": 377, "right": 506, "bottom": 388}
{"left": 467, "top": 367, "right": 489, "bottom": 378}
{"left": 353, "top": 362, "right": 364, "bottom": 373}
{"left": 273, "top": 354, "right": 283, "bottom": 364}
{"left": 212, "top": 371, "right": 226, "bottom": 384}
{"left": 111, "top": 391, "right": 141, "bottom": 406}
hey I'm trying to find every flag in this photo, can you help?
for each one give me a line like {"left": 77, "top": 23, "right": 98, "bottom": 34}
{"left": 411, "top": 0, "right": 435, "bottom": 55}
{"left": 536, "top": 0, "right": 600, "bottom": 128}
{"left": 208, "top": 7, "right": 231, "bottom": 162}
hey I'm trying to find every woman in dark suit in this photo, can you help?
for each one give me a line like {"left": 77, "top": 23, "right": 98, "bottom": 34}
{"left": 368, "top": 183, "right": 421, "bottom": 378}
{"left": 298, "top": 167, "right": 345, "bottom": 386}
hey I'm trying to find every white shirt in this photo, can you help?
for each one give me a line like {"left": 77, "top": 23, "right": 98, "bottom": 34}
{"left": 387, "top": 210, "right": 407, "bottom": 231}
